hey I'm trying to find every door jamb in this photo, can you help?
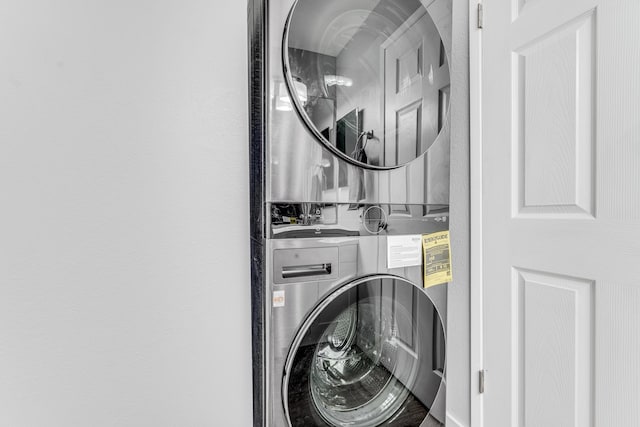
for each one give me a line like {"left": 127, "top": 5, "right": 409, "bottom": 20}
{"left": 469, "top": 0, "right": 484, "bottom": 426}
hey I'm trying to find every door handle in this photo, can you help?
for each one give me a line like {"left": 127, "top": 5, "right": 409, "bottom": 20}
{"left": 282, "top": 263, "right": 332, "bottom": 279}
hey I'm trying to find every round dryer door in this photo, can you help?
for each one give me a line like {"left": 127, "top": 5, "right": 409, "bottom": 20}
{"left": 283, "top": 275, "right": 445, "bottom": 426}
{"left": 284, "top": 0, "right": 451, "bottom": 169}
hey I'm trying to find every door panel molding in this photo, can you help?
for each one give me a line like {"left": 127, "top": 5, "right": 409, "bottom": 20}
{"left": 513, "top": 268, "right": 594, "bottom": 427}
{"left": 511, "top": 10, "right": 596, "bottom": 218}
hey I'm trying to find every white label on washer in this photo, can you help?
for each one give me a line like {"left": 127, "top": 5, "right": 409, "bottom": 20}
{"left": 272, "top": 290, "right": 285, "bottom": 307}
{"left": 387, "top": 235, "right": 423, "bottom": 269}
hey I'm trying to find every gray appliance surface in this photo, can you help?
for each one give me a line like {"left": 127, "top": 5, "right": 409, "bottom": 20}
{"left": 264, "top": 0, "right": 452, "bottom": 207}
{"left": 266, "top": 235, "right": 447, "bottom": 426}
{"left": 249, "top": 0, "right": 452, "bottom": 426}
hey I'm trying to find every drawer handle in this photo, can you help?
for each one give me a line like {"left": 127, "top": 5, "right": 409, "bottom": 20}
{"left": 282, "top": 263, "right": 332, "bottom": 279}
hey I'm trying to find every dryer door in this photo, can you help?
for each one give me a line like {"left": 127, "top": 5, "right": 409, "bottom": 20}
{"left": 284, "top": 0, "right": 451, "bottom": 169}
{"left": 283, "top": 275, "right": 445, "bottom": 426}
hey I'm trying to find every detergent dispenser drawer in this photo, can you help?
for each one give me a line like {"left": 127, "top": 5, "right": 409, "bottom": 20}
{"left": 274, "top": 246, "right": 339, "bottom": 285}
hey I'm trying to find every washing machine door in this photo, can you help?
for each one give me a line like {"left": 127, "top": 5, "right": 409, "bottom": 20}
{"left": 283, "top": 275, "right": 445, "bottom": 426}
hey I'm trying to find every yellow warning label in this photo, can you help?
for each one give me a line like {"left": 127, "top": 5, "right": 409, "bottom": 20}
{"left": 422, "top": 231, "right": 452, "bottom": 288}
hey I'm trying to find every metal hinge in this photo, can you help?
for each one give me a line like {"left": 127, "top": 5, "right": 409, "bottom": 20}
{"left": 477, "top": 3, "right": 484, "bottom": 29}
{"left": 479, "top": 369, "right": 486, "bottom": 393}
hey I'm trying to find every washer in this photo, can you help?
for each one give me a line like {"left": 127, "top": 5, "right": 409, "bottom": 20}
{"left": 266, "top": 213, "right": 448, "bottom": 427}
{"left": 248, "top": 0, "right": 453, "bottom": 426}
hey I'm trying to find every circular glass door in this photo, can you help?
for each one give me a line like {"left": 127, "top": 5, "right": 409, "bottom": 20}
{"left": 283, "top": 276, "right": 445, "bottom": 426}
{"left": 284, "top": 0, "right": 451, "bottom": 169}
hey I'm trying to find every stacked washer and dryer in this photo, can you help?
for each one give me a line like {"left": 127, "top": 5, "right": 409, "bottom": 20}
{"left": 249, "top": 0, "right": 452, "bottom": 426}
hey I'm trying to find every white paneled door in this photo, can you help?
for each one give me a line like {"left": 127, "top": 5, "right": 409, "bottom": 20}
{"left": 481, "top": 0, "right": 640, "bottom": 426}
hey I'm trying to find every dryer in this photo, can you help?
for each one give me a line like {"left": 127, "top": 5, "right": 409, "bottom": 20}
{"left": 259, "top": 0, "right": 452, "bottom": 208}
{"left": 248, "top": 0, "right": 453, "bottom": 426}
